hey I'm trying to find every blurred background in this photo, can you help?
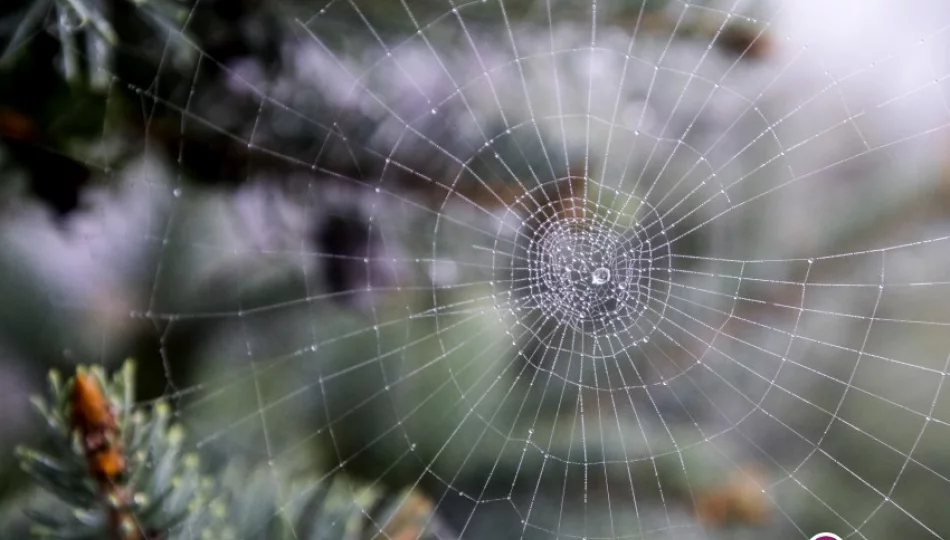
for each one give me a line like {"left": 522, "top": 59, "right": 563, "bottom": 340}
{"left": 3, "top": 0, "right": 950, "bottom": 538}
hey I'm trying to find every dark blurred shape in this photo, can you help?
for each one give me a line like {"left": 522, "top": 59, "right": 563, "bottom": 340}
{"left": 718, "top": 23, "right": 772, "bottom": 60}
{"left": 0, "top": 138, "right": 90, "bottom": 218}
{"left": 314, "top": 212, "right": 374, "bottom": 305}
{"left": 0, "top": 107, "right": 91, "bottom": 218}
{"left": 0, "top": 28, "right": 98, "bottom": 217}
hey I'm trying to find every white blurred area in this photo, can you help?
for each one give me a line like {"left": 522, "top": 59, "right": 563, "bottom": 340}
{"left": 754, "top": 0, "right": 950, "bottom": 258}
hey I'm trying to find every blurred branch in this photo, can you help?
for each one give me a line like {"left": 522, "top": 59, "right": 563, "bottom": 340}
{"left": 0, "top": 0, "right": 51, "bottom": 66}
{"left": 2, "top": 0, "right": 190, "bottom": 90}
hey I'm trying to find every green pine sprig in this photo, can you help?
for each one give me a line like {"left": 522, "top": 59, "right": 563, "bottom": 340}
{"left": 16, "top": 360, "right": 456, "bottom": 540}
{"left": 15, "top": 361, "right": 225, "bottom": 539}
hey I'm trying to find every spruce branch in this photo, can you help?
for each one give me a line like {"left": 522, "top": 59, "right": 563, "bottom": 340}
{"left": 16, "top": 360, "right": 457, "bottom": 540}
{"left": 16, "top": 360, "right": 222, "bottom": 539}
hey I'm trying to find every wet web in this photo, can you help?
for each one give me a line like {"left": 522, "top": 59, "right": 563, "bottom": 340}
{"left": 12, "top": 0, "right": 950, "bottom": 539}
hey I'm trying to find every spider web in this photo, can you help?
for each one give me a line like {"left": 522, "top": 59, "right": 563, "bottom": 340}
{"left": 10, "top": 0, "right": 950, "bottom": 538}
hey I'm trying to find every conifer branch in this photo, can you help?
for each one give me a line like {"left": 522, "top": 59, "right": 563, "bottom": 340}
{"left": 15, "top": 361, "right": 219, "bottom": 539}
{"left": 16, "top": 360, "right": 457, "bottom": 540}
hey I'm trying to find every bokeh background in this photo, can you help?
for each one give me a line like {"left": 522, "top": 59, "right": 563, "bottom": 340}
{"left": 3, "top": 0, "right": 950, "bottom": 539}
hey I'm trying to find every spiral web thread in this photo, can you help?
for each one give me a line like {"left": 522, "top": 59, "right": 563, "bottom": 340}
{"left": 19, "top": 0, "right": 950, "bottom": 538}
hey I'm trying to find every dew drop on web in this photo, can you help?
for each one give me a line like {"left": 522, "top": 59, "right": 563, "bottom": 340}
{"left": 591, "top": 267, "right": 610, "bottom": 285}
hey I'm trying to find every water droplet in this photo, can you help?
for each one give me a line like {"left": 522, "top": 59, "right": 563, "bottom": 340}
{"left": 591, "top": 267, "right": 610, "bottom": 285}
{"left": 172, "top": 188, "right": 181, "bottom": 198}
